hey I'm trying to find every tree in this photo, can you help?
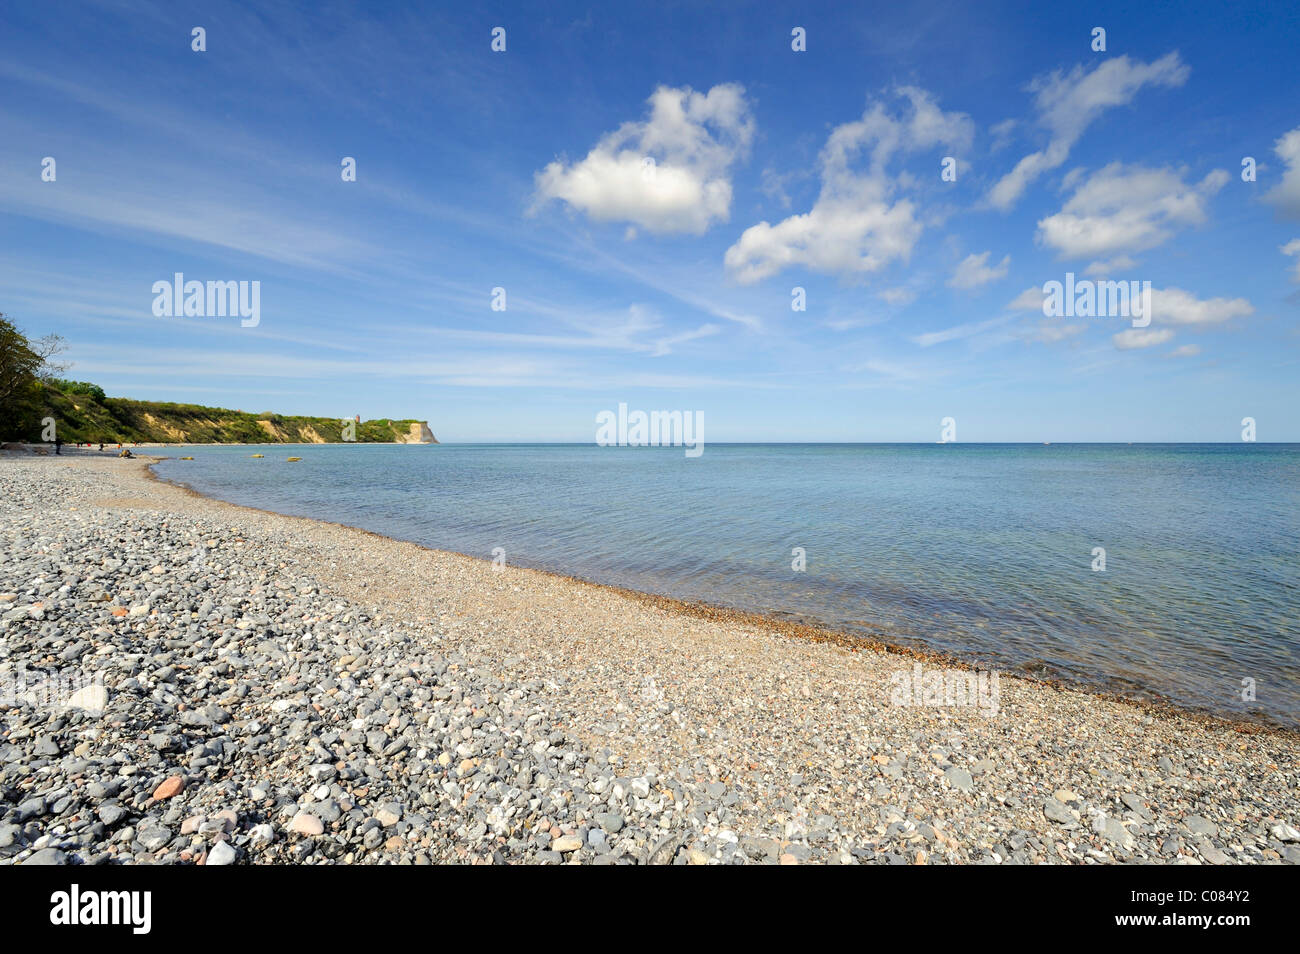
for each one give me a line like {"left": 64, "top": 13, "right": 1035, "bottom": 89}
{"left": 50, "top": 379, "right": 107, "bottom": 403}
{"left": 0, "top": 314, "right": 68, "bottom": 439}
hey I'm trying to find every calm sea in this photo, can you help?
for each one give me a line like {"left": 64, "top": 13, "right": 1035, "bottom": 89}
{"left": 150, "top": 443, "right": 1300, "bottom": 726}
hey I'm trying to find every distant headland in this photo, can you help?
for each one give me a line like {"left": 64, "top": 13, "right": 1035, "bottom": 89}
{"left": 25, "top": 379, "right": 436, "bottom": 445}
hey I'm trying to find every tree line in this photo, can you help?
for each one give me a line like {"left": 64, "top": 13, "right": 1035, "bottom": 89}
{"left": 0, "top": 313, "right": 69, "bottom": 442}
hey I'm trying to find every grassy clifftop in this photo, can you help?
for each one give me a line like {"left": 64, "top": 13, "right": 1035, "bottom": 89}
{"left": 33, "top": 381, "right": 434, "bottom": 444}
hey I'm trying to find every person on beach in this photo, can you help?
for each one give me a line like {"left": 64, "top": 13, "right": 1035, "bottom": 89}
{"left": 54, "top": 437, "right": 62, "bottom": 455}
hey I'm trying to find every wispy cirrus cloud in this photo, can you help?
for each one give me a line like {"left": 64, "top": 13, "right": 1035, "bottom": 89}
{"left": 911, "top": 314, "right": 1013, "bottom": 346}
{"left": 62, "top": 342, "right": 767, "bottom": 391}
{"left": 1022, "top": 320, "right": 1087, "bottom": 344}
{"left": 988, "top": 53, "right": 1189, "bottom": 211}
{"left": 0, "top": 163, "right": 373, "bottom": 271}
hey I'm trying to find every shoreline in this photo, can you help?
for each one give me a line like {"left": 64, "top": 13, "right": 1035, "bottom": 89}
{"left": 3, "top": 453, "right": 1298, "bottom": 865}
{"left": 2, "top": 442, "right": 433, "bottom": 450}
{"left": 142, "top": 454, "right": 1294, "bottom": 737}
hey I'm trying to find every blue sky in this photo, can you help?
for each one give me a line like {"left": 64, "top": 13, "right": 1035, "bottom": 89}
{"left": 2, "top": 0, "right": 1298, "bottom": 441}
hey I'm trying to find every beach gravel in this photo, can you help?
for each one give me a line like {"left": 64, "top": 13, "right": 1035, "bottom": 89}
{"left": 1, "top": 453, "right": 1297, "bottom": 865}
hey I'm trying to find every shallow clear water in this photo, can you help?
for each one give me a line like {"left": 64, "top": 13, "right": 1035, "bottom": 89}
{"left": 150, "top": 443, "right": 1300, "bottom": 725}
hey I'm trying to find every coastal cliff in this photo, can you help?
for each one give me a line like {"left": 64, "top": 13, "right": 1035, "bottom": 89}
{"left": 31, "top": 380, "right": 434, "bottom": 444}
{"left": 399, "top": 421, "right": 438, "bottom": 444}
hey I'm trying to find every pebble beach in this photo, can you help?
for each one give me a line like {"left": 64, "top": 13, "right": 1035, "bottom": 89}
{"left": 2, "top": 453, "right": 1297, "bottom": 865}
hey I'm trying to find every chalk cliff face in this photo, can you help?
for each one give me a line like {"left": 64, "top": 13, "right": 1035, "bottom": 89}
{"left": 399, "top": 422, "right": 437, "bottom": 444}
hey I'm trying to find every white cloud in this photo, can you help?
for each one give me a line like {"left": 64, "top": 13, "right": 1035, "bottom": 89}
{"left": 1084, "top": 255, "right": 1138, "bottom": 277}
{"left": 1167, "top": 344, "right": 1202, "bottom": 358}
{"left": 724, "top": 87, "right": 973, "bottom": 283}
{"left": 1113, "top": 327, "right": 1175, "bottom": 349}
{"left": 1037, "top": 163, "right": 1228, "bottom": 259}
{"left": 989, "top": 118, "right": 1017, "bottom": 152}
{"left": 1010, "top": 283, "right": 1250, "bottom": 336}
{"left": 1282, "top": 237, "right": 1300, "bottom": 281}
{"left": 760, "top": 167, "right": 800, "bottom": 209}
{"left": 988, "top": 53, "right": 1189, "bottom": 211}
{"left": 533, "top": 83, "right": 753, "bottom": 234}
{"left": 1007, "top": 286, "right": 1044, "bottom": 311}
{"left": 1023, "top": 320, "right": 1086, "bottom": 344}
{"left": 1264, "top": 126, "right": 1300, "bottom": 219}
{"left": 1106, "top": 287, "right": 1253, "bottom": 352}
{"left": 1151, "top": 287, "right": 1253, "bottom": 325}
{"left": 879, "top": 286, "right": 918, "bottom": 305}
{"left": 947, "top": 251, "right": 1010, "bottom": 289}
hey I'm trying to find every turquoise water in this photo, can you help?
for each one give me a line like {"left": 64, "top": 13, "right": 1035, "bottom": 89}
{"left": 150, "top": 443, "right": 1300, "bottom": 726}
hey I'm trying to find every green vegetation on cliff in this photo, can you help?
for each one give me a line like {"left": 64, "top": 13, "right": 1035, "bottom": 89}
{"left": 32, "top": 382, "right": 428, "bottom": 444}
{"left": 1, "top": 317, "right": 431, "bottom": 444}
